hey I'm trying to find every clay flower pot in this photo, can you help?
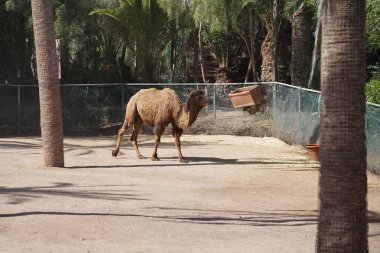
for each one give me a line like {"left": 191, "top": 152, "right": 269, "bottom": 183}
{"left": 228, "top": 85, "right": 263, "bottom": 108}
{"left": 306, "top": 144, "right": 320, "bottom": 161}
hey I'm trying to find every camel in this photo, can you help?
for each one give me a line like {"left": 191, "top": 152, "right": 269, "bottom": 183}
{"left": 112, "top": 88, "right": 209, "bottom": 163}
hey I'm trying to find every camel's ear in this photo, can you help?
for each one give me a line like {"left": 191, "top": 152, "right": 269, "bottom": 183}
{"left": 189, "top": 89, "right": 204, "bottom": 98}
{"left": 188, "top": 90, "right": 196, "bottom": 100}
{"left": 186, "top": 90, "right": 197, "bottom": 110}
{"left": 188, "top": 90, "right": 197, "bottom": 97}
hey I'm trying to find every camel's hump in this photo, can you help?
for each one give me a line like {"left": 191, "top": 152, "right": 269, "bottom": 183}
{"left": 137, "top": 87, "right": 176, "bottom": 96}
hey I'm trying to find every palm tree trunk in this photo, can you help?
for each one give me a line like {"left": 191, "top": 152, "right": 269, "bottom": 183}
{"left": 261, "top": 31, "right": 273, "bottom": 82}
{"left": 272, "top": 0, "right": 281, "bottom": 81}
{"left": 249, "top": 30, "right": 258, "bottom": 82}
{"left": 198, "top": 22, "right": 206, "bottom": 83}
{"left": 31, "top": 0, "right": 64, "bottom": 167}
{"left": 290, "top": 4, "right": 313, "bottom": 86}
{"left": 261, "top": 31, "right": 290, "bottom": 83}
{"left": 192, "top": 28, "right": 199, "bottom": 83}
{"left": 170, "top": 20, "right": 178, "bottom": 83}
{"left": 317, "top": 0, "right": 367, "bottom": 252}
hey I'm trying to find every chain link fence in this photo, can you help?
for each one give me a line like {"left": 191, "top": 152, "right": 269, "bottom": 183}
{"left": 366, "top": 103, "right": 380, "bottom": 175}
{"left": 273, "top": 83, "right": 321, "bottom": 145}
{"left": 0, "top": 83, "right": 273, "bottom": 136}
{"left": 0, "top": 82, "right": 379, "bottom": 174}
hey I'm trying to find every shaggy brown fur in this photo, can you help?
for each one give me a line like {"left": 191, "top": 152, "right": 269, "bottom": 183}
{"left": 112, "top": 88, "right": 209, "bottom": 163}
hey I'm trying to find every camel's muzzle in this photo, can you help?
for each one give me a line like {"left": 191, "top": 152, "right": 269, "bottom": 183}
{"left": 201, "top": 97, "right": 209, "bottom": 106}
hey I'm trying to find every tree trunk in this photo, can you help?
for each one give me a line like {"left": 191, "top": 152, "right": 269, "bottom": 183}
{"left": 192, "top": 28, "right": 199, "bottom": 83}
{"left": 170, "top": 20, "right": 178, "bottom": 83}
{"left": 261, "top": 32, "right": 273, "bottom": 82}
{"left": 249, "top": 30, "right": 258, "bottom": 82}
{"left": 244, "top": 59, "right": 252, "bottom": 83}
{"left": 261, "top": 31, "right": 289, "bottom": 83}
{"left": 272, "top": 0, "right": 281, "bottom": 82}
{"left": 241, "top": 6, "right": 258, "bottom": 82}
{"left": 198, "top": 22, "right": 206, "bottom": 83}
{"left": 290, "top": 4, "right": 313, "bottom": 87}
{"left": 31, "top": 0, "right": 64, "bottom": 167}
{"left": 317, "top": 0, "right": 367, "bottom": 252}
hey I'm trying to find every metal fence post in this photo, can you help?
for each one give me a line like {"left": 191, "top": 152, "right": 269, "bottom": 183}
{"left": 213, "top": 83, "right": 216, "bottom": 120}
{"left": 17, "top": 85, "right": 21, "bottom": 136}
{"left": 204, "top": 84, "right": 208, "bottom": 114}
{"left": 298, "top": 87, "right": 301, "bottom": 113}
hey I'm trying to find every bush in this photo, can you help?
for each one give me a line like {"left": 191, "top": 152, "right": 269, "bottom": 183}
{"left": 366, "top": 79, "right": 380, "bottom": 104}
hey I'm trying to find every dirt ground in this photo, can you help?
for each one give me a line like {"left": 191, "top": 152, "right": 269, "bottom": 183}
{"left": 0, "top": 135, "right": 379, "bottom": 253}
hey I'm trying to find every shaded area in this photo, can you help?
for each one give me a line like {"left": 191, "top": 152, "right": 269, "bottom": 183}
{"left": 0, "top": 209, "right": 318, "bottom": 227}
{"left": 1, "top": 208, "right": 379, "bottom": 232}
{"left": 0, "top": 137, "right": 208, "bottom": 150}
{"left": 0, "top": 182, "right": 145, "bottom": 205}
{"left": 0, "top": 140, "right": 41, "bottom": 149}
{"left": 368, "top": 210, "right": 380, "bottom": 223}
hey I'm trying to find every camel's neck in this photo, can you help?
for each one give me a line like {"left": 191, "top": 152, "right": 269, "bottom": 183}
{"left": 175, "top": 102, "right": 203, "bottom": 129}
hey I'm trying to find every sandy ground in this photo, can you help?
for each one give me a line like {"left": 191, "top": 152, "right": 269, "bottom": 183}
{"left": 0, "top": 135, "right": 379, "bottom": 253}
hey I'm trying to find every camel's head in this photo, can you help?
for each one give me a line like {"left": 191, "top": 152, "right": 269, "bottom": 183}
{"left": 189, "top": 89, "right": 209, "bottom": 107}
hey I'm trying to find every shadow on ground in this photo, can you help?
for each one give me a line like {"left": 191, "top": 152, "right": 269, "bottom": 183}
{"left": 0, "top": 182, "right": 145, "bottom": 205}
{"left": 1, "top": 206, "right": 379, "bottom": 233}
{"left": 0, "top": 209, "right": 316, "bottom": 227}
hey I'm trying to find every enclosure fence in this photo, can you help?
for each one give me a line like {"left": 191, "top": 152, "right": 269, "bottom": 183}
{"left": 1, "top": 82, "right": 379, "bottom": 174}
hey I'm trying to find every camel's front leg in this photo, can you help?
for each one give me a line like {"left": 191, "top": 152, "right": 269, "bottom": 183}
{"left": 151, "top": 124, "right": 165, "bottom": 161}
{"left": 175, "top": 135, "right": 188, "bottom": 163}
{"left": 174, "top": 131, "right": 188, "bottom": 163}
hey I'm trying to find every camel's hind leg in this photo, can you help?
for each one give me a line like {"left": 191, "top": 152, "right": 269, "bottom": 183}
{"left": 112, "top": 94, "right": 138, "bottom": 157}
{"left": 112, "top": 118, "right": 131, "bottom": 157}
{"left": 130, "top": 117, "right": 146, "bottom": 159}
{"left": 151, "top": 124, "right": 165, "bottom": 161}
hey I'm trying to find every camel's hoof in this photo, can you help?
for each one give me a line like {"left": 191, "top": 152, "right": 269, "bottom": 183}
{"left": 138, "top": 155, "right": 147, "bottom": 160}
{"left": 151, "top": 157, "right": 160, "bottom": 161}
{"left": 112, "top": 149, "right": 119, "bottom": 157}
{"left": 180, "top": 159, "right": 189, "bottom": 164}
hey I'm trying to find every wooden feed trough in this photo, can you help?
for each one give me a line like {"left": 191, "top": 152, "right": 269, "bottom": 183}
{"left": 228, "top": 85, "right": 263, "bottom": 108}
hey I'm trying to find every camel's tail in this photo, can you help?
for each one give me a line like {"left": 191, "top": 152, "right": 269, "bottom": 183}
{"left": 112, "top": 94, "right": 139, "bottom": 157}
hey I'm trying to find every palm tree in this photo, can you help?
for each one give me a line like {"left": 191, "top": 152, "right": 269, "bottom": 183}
{"left": 92, "top": 0, "right": 170, "bottom": 82}
{"left": 31, "top": 0, "right": 64, "bottom": 167}
{"left": 285, "top": 0, "right": 315, "bottom": 86}
{"left": 228, "top": 1, "right": 260, "bottom": 82}
{"left": 258, "top": 0, "right": 289, "bottom": 82}
{"left": 272, "top": 0, "right": 281, "bottom": 81}
{"left": 317, "top": 0, "right": 367, "bottom": 252}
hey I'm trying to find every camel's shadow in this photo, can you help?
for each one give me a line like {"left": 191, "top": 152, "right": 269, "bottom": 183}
{"left": 66, "top": 156, "right": 314, "bottom": 169}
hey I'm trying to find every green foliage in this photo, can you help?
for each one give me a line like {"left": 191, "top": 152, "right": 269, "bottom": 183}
{"left": 283, "top": 0, "right": 316, "bottom": 19}
{"left": 366, "top": 62, "right": 380, "bottom": 104}
{"left": 366, "top": 79, "right": 380, "bottom": 104}
{"left": 54, "top": 0, "right": 125, "bottom": 83}
{"left": 191, "top": 0, "right": 266, "bottom": 33}
{"left": 157, "top": 0, "right": 190, "bottom": 22}
{"left": 92, "top": 0, "right": 170, "bottom": 82}
{"left": 0, "top": 0, "right": 379, "bottom": 85}
{"left": 0, "top": 0, "right": 34, "bottom": 83}
{"left": 367, "top": 0, "right": 380, "bottom": 50}
{"left": 188, "top": 1, "right": 265, "bottom": 69}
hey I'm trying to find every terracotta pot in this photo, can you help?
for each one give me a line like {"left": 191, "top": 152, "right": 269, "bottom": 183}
{"left": 306, "top": 144, "right": 320, "bottom": 161}
{"left": 228, "top": 85, "right": 263, "bottom": 108}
